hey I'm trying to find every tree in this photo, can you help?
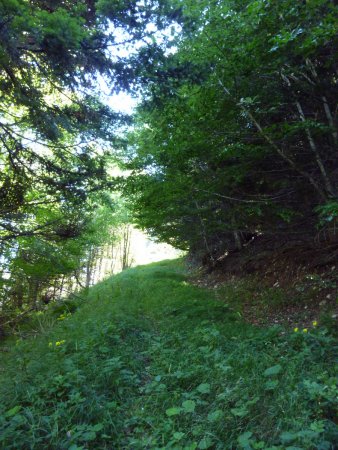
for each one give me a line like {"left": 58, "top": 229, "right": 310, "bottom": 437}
{"left": 0, "top": 0, "right": 171, "bottom": 243}
{"left": 124, "top": 0, "right": 338, "bottom": 264}
{"left": 0, "top": 190, "right": 131, "bottom": 332}
{"left": 0, "top": 0, "right": 180, "bottom": 328}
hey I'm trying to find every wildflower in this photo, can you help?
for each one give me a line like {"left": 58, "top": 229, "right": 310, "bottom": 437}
{"left": 302, "top": 328, "right": 308, "bottom": 333}
{"left": 48, "top": 342, "right": 53, "bottom": 347}
{"left": 57, "top": 312, "right": 71, "bottom": 321}
{"left": 294, "top": 327, "right": 299, "bottom": 332}
{"left": 312, "top": 320, "right": 318, "bottom": 327}
{"left": 55, "top": 340, "right": 66, "bottom": 346}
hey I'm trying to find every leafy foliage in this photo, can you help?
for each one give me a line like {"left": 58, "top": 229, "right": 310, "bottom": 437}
{"left": 0, "top": 0, "right": 167, "bottom": 243}
{"left": 0, "top": 0, "right": 179, "bottom": 322}
{"left": 124, "top": 0, "right": 338, "bottom": 263}
{"left": 0, "top": 260, "right": 336, "bottom": 448}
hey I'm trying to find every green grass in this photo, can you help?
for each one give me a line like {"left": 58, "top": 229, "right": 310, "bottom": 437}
{"left": 0, "top": 259, "right": 337, "bottom": 449}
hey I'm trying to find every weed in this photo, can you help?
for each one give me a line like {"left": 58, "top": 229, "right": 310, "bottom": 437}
{"left": 0, "top": 259, "right": 336, "bottom": 449}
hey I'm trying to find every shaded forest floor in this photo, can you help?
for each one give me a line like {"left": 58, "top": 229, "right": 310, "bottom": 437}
{"left": 192, "top": 267, "right": 337, "bottom": 331}
{"left": 192, "top": 236, "right": 338, "bottom": 331}
{"left": 0, "top": 259, "right": 337, "bottom": 449}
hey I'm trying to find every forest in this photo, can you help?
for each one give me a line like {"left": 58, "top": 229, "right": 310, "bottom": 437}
{"left": 0, "top": 0, "right": 337, "bottom": 449}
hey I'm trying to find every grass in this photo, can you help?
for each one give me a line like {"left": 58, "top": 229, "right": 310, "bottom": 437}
{"left": 0, "top": 259, "right": 337, "bottom": 449}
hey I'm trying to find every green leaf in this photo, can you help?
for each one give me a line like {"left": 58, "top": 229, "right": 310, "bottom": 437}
{"left": 166, "top": 407, "right": 182, "bottom": 416}
{"left": 309, "top": 420, "right": 325, "bottom": 433}
{"left": 98, "top": 346, "right": 109, "bottom": 353}
{"left": 238, "top": 431, "right": 253, "bottom": 447}
{"left": 297, "top": 429, "right": 319, "bottom": 439}
{"left": 173, "top": 432, "right": 185, "bottom": 441}
{"left": 198, "top": 437, "right": 214, "bottom": 449}
{"left": 196, "top": 383, "right": 211, "bottom": 394}
{"left": 185, "top": 444, "right": 198, "bottom": 450}
{"left": 5, "top": 405, "right": 22, "bottom": 418}
{"left": 264, "top": 380, "right": 279, "bottom": 390}
{"left": 231, "top": 406, "right": 249, "bottom": 417}
{"left": 182, "top": 400, "right": 196, "bottom": 413}
{"left": 92, "top": 423, "right": 104, "bottom": 432}
{"left": 253, "top": 442, "right": 267, "bottom": 449}
{"left": 207, "top": 409, "right": 223, "bottom": 422}
{"left": 280, "top": 431, "right": 297, "bottom": 442}
{"left": 81, "top": 431, "right": 96, "bottom": 441}
{"left": 263, "top": 364, "right": 282, "bottom": 377}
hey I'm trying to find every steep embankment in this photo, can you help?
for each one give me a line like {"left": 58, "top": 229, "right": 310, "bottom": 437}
{"left": 0, "top": 260, "right": 336, "bottom": 449}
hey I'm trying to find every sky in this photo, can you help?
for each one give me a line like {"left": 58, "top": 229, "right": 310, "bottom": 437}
{"left": 98, "top": 19, "right": 181, "bottom": 114}
{"left": 102, "top": 88, "right": 139, "bottom": 115}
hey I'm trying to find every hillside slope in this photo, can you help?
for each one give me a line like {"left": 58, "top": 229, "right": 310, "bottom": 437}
{"left": 0, "top": 260, "right": 336, "bottom": 449}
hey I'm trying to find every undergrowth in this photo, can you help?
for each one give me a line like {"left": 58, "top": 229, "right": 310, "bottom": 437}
{"left": 0, "top": 259, "right": 337, "bottom": 449}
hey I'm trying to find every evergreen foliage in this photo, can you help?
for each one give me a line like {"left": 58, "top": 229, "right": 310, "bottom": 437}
{"left": 0, "top": 0, "right": 171, "bottom": 243}
{"left": 124, "top": 0, "right": 338, "bottom": 262}
{"left": 0, "top": 0, "right": 176, "bottom": 322}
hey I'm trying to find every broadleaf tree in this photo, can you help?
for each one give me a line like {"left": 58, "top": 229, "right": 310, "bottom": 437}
{"left": 123, "top": 0, "right": 338, "bottom": 264}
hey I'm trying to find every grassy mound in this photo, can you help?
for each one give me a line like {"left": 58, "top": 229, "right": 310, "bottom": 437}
{"left": 0, "top": 259, "right": 336, "bottom": 449}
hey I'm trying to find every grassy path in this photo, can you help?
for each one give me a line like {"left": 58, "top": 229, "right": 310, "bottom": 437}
{"left": 0, "top": 260, "right": 336, "bottom": 449}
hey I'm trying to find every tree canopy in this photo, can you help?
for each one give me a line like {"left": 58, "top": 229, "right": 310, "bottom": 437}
{"left": 0, "top": 0, "right": 178, "bottom": 321}
{"left": 124, "top": 0, "right": 338, "bottom": 264}
{"left": 0, "top": 0, "right": 176, "bottom": 243}
{"left": 1, "top": 0, "right": 338, "bottom": 323}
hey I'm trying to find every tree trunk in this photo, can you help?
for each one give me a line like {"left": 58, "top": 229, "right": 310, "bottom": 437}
{"left": 295, "top": 100, "right": 335, "bottom": 196}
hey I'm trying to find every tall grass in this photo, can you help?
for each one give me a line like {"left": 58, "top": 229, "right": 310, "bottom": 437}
{"left": 0, "top": 259, "right": 336, "bottom": 449}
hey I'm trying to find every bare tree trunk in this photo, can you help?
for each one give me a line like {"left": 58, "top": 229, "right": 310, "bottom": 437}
{"left": 110, "top": 241, "right": 116, "bottom": 274}
{"left": 102, "top": 244, "right": 111, "bottom": 279}
{"left": 52, "top": 279, "right": 57, "bottom": 299}
{"left": 58, "top": 275, "right": 66, "bottom": 300}
{"left": 85, "top": 246, "right": 93, "bottom": 288}
{"left": 194, "top": 200, "right": 213, "bottom": 259}
{"left": 305, "top": 58, "right": 338, "bottom": 146}
{"left": 74, "top": 269, "right": 86, "bottom": 289}
{"left": 0, "top": 242, "right": 5, "bottom": 282}
{"left": 97, "top": 246, "right": 105, "bottom": 281}
{"left": 321, "top": 96, "right": 338, "bottom": 146}
{"left": 295, "top": 100, "right": 335, "bottom": 196}
{"left": 120, "top": 225, "right": 133, "bottom": 270}
{"left": 66, "top": 275, "right": 75, "bottom": 295}
{"left": 234, "top": 231, "right": 243, "bottom": 251}
{"left": 29, "top": 278, "right": 40, "bottom": 309}
{"left": 97, "top": 248, "right": 104, "bottom": 281}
